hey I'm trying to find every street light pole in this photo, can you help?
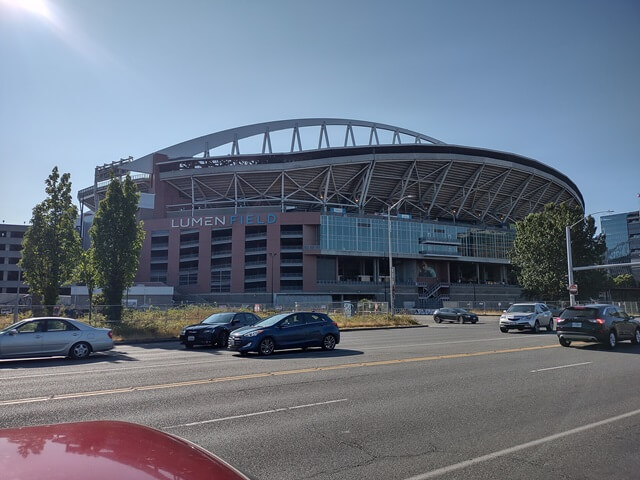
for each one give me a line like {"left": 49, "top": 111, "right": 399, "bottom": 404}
{"left": 565, "top": 210, "right": 613, "bottom": 306}
{"left": 13, "top": 267, "right": 21, "bottom": 322}
{"left": 387, "top": 195, "right": 414, "bottom": 316}
{"left": 269, "top": 252, "right": 278, "bottom": 307}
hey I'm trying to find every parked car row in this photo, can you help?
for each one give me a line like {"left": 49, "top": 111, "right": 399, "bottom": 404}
{"left": 0, "top": 309, "right": 341, "bottom": 361}
{"left": 181, "top": 311, "right": 341, "bottom": 356}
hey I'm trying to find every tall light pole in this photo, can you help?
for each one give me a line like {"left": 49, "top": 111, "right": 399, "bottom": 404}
{"left": 269, "top": 252, "right": 278, "bottom": 307}
{"left": 566, "top": 210, "right": 613, "bottom": 306}
{"left": 13, "top": 267, "right": 22, "bottom": 323}
{"left": 388, "top": 195, "right": 414, "bottom": 315}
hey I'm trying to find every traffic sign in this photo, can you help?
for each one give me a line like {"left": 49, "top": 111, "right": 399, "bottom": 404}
{"left": 568, "top": 284, "right": 578, "bottom": 295}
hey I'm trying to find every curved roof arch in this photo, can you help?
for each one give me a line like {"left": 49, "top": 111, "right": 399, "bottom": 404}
{"left": 123, "top": 118, "right": 445, "bottom": 174}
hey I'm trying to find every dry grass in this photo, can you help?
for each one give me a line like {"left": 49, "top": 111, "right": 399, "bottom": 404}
{"left": 0, "top": 307, "right": 418, "bottom": 342}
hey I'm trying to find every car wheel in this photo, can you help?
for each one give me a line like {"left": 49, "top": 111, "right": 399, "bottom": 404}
{"left": 632, "top": 328, "right": 640, "bottom": 345}
{"left": 218, "top": 331, "right": 229, "bottom": 348}
{"left": 559, "top": 337, "right": 571, "bottom": 347}
{"left": 457, "top": 316, "right": 463, "bottom": 324}
{"left": 69, "top": 342, "right": 91, "bottom": 360}
{"left": 471, "top": 319, "right": 477, "bottom": 324}
{"left": 547, "top": 319, "right": 554, "bottom": 332}
{"left": 434, "top": 316, "right": 442, "bottom": 324}
{"left": 500, "top": 327, "right": 508, "bottom": 333}
{"left": 533, "top": 320, "right": 540, "bottom": 334}
{"left": 258, "top": 337, "right": 275, "bottom": 356}
{"left": 185, "top": 343, "right": 194, "bottom": 349}
{"left": 322, "top": 334, "right": 337, "bottom": 351}
{"left": 605, "top": 330, "right": 617, "bottom": 349}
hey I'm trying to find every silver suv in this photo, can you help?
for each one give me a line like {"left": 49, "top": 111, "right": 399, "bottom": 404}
{"left": 499, "top": 303, "right": 553, "bottom": 333}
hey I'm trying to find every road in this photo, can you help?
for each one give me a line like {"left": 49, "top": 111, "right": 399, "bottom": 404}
{"left": 1, "top": 316, "right": 639, "bottom": 479}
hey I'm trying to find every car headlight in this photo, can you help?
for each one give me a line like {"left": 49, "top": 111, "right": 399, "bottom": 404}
{"left": 500, "top": 315, "right": 506, "bottom": 320}
{"left": 243, "top": 330, "right": 263, "bottom": 337}
{"left": 180, "top": 329, "right": 186, "bottom": 335}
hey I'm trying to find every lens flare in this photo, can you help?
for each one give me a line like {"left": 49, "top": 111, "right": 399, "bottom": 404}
{"left": 1, "top": 0, "right": 53, "bottom": 19}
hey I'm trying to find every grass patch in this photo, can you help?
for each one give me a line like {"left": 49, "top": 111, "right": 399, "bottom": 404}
{"left": 0, "top": 307, "right": 418, "bottom": 342}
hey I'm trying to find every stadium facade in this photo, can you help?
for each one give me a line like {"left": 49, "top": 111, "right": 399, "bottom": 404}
{"left": 77, "top": 119, "right": 584, "bottom": 307}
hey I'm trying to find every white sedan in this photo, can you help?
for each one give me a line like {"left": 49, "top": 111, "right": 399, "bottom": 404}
{"left": 0, "top": 317, "right": 113, "bottom": 360}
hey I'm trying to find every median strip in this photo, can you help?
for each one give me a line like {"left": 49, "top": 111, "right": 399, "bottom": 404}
{"left": 0, "top": 344, "right": 559, "bottom": 406}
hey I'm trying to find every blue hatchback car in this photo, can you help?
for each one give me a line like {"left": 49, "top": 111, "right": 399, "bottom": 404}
{"left": 228, "top": 311, "right": 340, "bottom": 356}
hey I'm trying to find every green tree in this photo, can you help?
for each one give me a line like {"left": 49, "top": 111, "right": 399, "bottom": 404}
{"left": 612, "top": 273, "right": 636, "bottom": 288}
{"left": 20, "top": 167, "right": 81, "bottom": 314}
{"left": 90, "top": 174, "right": 145, "bottom": 320}
{"left": 509, "top": 203, "right": 607, "bottom": 301}
{"left": 74, "top": 249, "right": 97, "bottom": 322}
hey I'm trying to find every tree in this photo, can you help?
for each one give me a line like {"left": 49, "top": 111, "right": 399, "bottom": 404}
{"left": 90, "top": 174, "right": 145, "bottom": 320}
{"left": 20, "top": 167, "right": 81, "bottom": 314}
{"left": 74, "top": 249, "right": 97, "bottom": 323}
{"left": 612, "top": 273, "right": 636, "bottom": 288}
{"left": 509, "top": 203, "right": 607, "bottom": 301}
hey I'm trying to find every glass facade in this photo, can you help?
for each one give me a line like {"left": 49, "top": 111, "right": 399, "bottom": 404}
{"left": 320, "top": 215, "right": 514, "bottom": 260}
{"left": 601, "top": 213, "right": 630, "bottom": 260}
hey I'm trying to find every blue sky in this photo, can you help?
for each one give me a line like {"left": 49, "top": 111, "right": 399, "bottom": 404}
{"left": 1, "top": 0, "right": 638, "bottom": 227}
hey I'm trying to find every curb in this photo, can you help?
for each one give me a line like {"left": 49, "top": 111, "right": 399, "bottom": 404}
{"left": 113, "top": 323, "right": 428, "bottom": 345}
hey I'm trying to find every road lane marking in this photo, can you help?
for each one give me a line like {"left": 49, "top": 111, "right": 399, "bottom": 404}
{"left": 165, "top": 398, "right": 348, "bottom": 428}
{"left": 364, "top": 336, "right": 542, "bottom": 350}
{"left": 531, "top": 362, "right": 592, "bottom": 373}
{"left": 0, "top": 344, "right": 559, "bottom": 406}
{"left": 404, "top": 406, "right": 640, "bottom": 480}
{"left": 0, "top": 360, "right": 227, "bottom": 380}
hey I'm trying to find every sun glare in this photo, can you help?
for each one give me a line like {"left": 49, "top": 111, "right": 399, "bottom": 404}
{"left": 2, "top": 0, "right": 52, "bottom": 19}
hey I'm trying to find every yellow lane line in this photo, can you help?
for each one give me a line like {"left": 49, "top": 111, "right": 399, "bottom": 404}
{"left": 0, "top": 344, "right": 559, "bottom": 406}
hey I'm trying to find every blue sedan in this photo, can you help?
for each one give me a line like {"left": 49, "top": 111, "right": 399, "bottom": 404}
{"left": 228, "top": 311, "right": 340, "bottom": 356}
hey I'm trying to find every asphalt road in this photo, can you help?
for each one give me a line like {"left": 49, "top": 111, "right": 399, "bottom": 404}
{"left": 2, "top": 316, "right": 640, "bottom": 479}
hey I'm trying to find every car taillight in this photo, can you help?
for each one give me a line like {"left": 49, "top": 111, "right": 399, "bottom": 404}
{"left": 556, "top": 317, "right": 564, "bottom": 323}
{"left": 332, "top": 321, "right": 338, "bottom": 327}
{"left": 108, "top": 330, "right": 113, "bottom": 339}
{"left": 595, "top": 318, "right": 605, "bottom": 325}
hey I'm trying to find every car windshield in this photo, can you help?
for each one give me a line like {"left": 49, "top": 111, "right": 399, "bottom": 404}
{"left": 507, "top": 305, "right": 535, "bottom": 313}
{"left": 253, "top": 313, "right": 290, "bottom": 328}
{"left": 560, "top": 307, "right": 598, "bottom": 319}
{"left": 202, "top": 313, "right": 235, "bottom": 324}
{"left": 0, "top": 321, "right": 25, "bottom": 333}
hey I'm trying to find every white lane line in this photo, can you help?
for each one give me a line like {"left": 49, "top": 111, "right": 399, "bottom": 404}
{"left": 165, "top": 398, "right": 348, "bottom": 429}
{"left": 0, "top": 359, "right": 223, "bottom": 380}
{"left": 364, "top": 336, "right": 541, "bottom": 350}
{"left": 531, "top": 362, "right": 592, "bottom": 373}
{"left": 404, "top": 407, "right": 640, "bottom": 480}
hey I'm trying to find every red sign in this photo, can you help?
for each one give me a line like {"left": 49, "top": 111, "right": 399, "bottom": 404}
{"left": 568, "top": 284, "right": 578, "bottom": 295}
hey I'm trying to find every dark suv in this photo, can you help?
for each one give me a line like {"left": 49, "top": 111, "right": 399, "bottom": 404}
{"left": 556, "top": 304, "right": 640, "bottom": 349}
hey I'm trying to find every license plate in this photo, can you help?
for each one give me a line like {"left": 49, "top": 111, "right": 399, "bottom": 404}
{"left": 571, "top": 322, "right": 581, "bottom": 328}
{"left": 187, "top": 336, "right": 195, "bottom": 341}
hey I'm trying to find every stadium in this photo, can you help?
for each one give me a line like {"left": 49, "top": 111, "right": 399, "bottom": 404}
{"left": 77, "top": 119, "right": 584, "bottom": 308}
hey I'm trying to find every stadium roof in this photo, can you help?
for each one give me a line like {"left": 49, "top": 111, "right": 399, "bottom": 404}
{"left": 81, "top": 119, "right": 584, "bottom": 225}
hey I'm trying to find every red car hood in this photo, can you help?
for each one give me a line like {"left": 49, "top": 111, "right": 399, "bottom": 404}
{"left": 0, "top": 421, "right": 250, "bottom": 480}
